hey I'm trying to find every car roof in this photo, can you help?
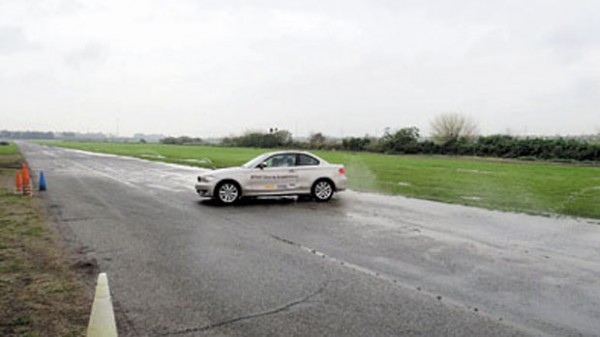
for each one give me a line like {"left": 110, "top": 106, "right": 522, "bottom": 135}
{"left": 262, "top": 150, "right": 318, "bottom": 156}
{"left": 260, "top": 150, "right": 327, "bottom": 162}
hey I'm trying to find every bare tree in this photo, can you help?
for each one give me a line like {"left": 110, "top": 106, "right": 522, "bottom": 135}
{"left": 430, "top": 112, "right": 479, "bottom": 143}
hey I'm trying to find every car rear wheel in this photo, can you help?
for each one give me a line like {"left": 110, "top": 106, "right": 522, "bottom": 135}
{"left": 312, "top": 179, "right": 334, "bottom": 202}
{"left": 216, "top": 181, "right": 240, "bottom": 204}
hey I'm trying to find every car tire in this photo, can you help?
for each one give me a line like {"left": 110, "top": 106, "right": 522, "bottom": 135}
{"left": 215, "top": 181, "right": 241, "bottom": 204}
{"left": 312, "top": 179, "right": 334, "bottom": 202}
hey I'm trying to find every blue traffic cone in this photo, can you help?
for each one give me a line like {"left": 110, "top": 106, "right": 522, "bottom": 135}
{"left": 39, "top": 171, "right": 47, "bottom": 191}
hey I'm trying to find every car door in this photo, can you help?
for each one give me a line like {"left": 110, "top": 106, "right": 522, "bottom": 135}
{"left": 248, "top": 153, "right": 299, "bottom": 194}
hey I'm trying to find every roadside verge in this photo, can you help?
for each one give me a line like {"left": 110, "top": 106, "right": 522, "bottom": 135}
{"left": 0, "top": 147, "right": 90, "bottom": 337}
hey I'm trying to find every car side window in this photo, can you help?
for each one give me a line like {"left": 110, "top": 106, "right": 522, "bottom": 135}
{"left": 264, "top": 154, "right": 296, "bottom": 168}
{"left": 296, "top": 154, "right": 319, "bottom": 166}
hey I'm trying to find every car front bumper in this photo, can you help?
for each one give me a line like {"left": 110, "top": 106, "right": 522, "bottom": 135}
{"left": 195, "top": 182, "right": 216, "bottom": 198}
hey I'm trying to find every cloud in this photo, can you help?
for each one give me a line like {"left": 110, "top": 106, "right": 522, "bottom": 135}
{"left": 1, "top": 1, "right": 600, "bottom": 136}
{"left": 64, "top": 42, "right": 109, "bottom": 68}
{"left": 0, "top": 26, "right": 40, "bottom": 54}
{"left": 56, "top": 0, "right": 86, "bottom": 15}
{"left": 546, "top": 21, "right": 600, "bottom": 64}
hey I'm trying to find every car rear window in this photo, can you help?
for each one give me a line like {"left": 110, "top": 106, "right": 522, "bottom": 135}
{"left": 297, "top": 154, "right": 319, "bottom": 166}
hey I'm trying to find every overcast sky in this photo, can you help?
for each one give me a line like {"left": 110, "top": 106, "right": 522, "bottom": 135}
{"left": 1, "top": 0, "right": 599, "bottom": 137}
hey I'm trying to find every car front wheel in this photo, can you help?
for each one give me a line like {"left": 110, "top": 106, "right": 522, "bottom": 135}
{"left": 216, "top": 181, "right": 240, "bottom": 204}
{"left": 312, "top": 179, "right": 334, "bottom": 202}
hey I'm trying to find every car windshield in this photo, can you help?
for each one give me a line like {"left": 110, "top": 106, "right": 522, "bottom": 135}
{"left": 241, "top": 153, "right": 271, "bottom": 168}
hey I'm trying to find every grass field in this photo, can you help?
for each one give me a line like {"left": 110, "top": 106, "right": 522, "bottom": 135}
{"left": 44, "top": 141, "right": 600, "bottom": 219}
{"left": 0, "top": 142, "right": 19, "bottom": 155}
{"left": 0, "top": 144, "right": 89, "bottom": 336}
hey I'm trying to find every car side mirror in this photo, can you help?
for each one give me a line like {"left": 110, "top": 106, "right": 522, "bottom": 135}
{"left": 258, "top": 162, "right": 267, "bottom": 170}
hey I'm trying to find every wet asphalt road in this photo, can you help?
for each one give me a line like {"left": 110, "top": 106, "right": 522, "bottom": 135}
{"left": 18, "top": 142, "right": 600, "bottom": 336}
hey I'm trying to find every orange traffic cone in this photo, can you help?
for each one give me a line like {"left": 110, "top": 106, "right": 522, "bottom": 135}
{"left": 22, "top": 163, "right": 30, "bottom": 182}
{"left": 22, "top": 163, "right": 32, "bottom": 196}
{"left": 15, "top": 170, "right": 23, "bottom": 194}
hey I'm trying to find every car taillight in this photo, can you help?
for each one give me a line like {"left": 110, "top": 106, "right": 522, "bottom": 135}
{"left": 338, "top": 167, "right": 346, "bottom": 175}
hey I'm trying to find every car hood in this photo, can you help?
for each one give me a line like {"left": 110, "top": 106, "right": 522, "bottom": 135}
{"left": 206, "top": 167, "right": 246, "bottom": 177}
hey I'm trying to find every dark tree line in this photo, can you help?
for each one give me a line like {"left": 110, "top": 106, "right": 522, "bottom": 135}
{"left": 0, "top": 130, "right": 55, "bottom": 139}
{"left": 339, "top": 130, "right": 600, "bottom": 161}
{"left": 222, "top": 130, "right": 292, "bottom": 148}
{"left": 217, "top": 127, "right": 600, "bottom": 162}
{"left": 160, "top": 136, "right": 203, "bottom": 145}
{"left": 460, "top": 135, "right": 600, "bottom": 161}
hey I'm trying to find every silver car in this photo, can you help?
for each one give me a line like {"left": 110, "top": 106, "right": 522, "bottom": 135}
{"left": 195, "top": 151, "right": 347, "bottom": 204}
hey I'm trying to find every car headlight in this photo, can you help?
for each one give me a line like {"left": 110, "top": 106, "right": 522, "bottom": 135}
{"left": 200, "top": 175, "right": 216, "bottom": 182}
